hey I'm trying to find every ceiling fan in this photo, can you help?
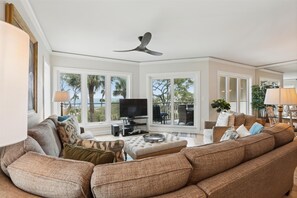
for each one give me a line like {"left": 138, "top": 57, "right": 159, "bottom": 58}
{"left": 114, "top": 32, "right": 163, "bottom": 56}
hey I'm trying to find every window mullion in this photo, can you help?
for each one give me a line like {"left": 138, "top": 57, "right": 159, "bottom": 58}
{"left": 170, "top": 78, "right": 174, "bottom": 126}
{"left": 105, "top": 75, "right": 111, "bottom": 122}
{"left": 81, "top": 74, "right": 88, "bottom": 126}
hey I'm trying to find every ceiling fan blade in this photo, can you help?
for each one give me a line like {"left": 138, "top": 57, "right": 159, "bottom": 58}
{"left": 145, "top": 48, "right": 163, "bottom": 56}
{"left": 113, "top": 49, "right": 136, "bottom": 52}
{"left": 139, "top": 32, "right": 152, "bottom": 49}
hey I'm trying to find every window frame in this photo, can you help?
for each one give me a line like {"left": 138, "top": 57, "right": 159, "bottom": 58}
{"left": 53, "top": 67, "right": 132, "bottom": 127}
{"left": 217, "top": 71, "right": 252, "bottom": 114}
{"left": 146, "top": 71, "right": 200, "bottom": 131}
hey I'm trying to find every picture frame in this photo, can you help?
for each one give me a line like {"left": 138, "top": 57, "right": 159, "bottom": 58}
{"left": 5, "top": 3, "right": 38, "bottom": 113}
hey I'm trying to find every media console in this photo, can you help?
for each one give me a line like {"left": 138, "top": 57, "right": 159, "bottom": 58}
{"left": 121, "top": 116, "right": 148, "bottom": 136}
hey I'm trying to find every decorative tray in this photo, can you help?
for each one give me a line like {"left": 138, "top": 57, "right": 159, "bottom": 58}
{"left": 143, "top": 133, "right": 165, "bottom": 143}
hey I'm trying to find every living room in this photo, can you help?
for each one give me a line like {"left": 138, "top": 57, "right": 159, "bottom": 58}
{"left": 1, "top": 0, "right": 297, "bottom": 197}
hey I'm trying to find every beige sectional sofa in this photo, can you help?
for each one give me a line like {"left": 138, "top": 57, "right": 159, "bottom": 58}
{"left": 0, "top": 118, "right": 297, "bottom": 197}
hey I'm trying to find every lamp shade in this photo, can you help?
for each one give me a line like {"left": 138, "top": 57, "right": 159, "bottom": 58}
{"left": 264, "top": 88, "right": 297, "bottom": 105}
{"left": 0, "top": 21, "right": 29, "bottom": 147}
{"left": 54, "top": 91, "right": 70, "bottom": 102}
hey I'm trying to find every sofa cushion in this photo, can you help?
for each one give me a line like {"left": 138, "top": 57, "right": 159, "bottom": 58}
{"left": 249, "top": 122, "right": 264, "bottom": 135}
{"left": 152, "top": 185, "right": 207, "bottom": 198}
{"left": 63, "top": 143, "right": 114, "bottom": 165}
{"left": 244, "top": 115, "right": 256, "bottom": 126}
{"left": 28, "top": 118, "right": 62, "bottom": 157}
{"left": 57, "top": 116, "right": 80, "bottom": 144}
{"left": 236, "top": 133, "right": 275, "bottom": 162}
{"left": 7, "top": 152, "right": 94, "bottom": 198}
{"left": 91, "top": 153, "right": 192, "bottom": 198}
{"left": 262, "top": 123, "right": 295, "bottom": 148}
{"left": 0, "top": 136, "right": 45, "bottom": 177}
{"left": 234, "top": 113, "right": 246, "bottom": 126}
{"left": 181, "top": 140, "right": 244, "bottom": 184}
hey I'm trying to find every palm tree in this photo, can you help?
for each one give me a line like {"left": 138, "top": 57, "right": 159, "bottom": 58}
{"left": 112, "top": 77, "right": 126, "bottom": 99}
{"left": 87, "top": 75, "right": 105, "bottom": 122}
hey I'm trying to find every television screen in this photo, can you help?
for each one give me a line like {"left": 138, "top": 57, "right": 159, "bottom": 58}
{"left": 120, "top": 99, "right": 148, "bottom": 118}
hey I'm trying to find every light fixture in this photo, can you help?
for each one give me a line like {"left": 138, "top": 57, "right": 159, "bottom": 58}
{"left": 54, "top": 91, "right": 70, "bottom": 116}
{"left": 264, "top": 88, "right": 297, "bottom": 123}
{"left": 0, "top": 21, "right": 29, "bottom": 147}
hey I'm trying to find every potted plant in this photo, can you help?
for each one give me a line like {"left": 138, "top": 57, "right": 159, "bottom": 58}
{"left": 211, "top": 99, "right": 231, "bottom": 113}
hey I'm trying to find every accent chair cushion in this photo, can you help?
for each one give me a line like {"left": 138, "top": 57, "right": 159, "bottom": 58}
{"left": 7, "top": 152, "right": 94, "bottom": 198}
{"left": 63, "top": 144, "right": 114, "bottom": 165}
{"left": 236, "top": 124, "right": 251, "bottom": 137}
{"left": 249, "top": 122, "right": 264, "bottom": 135}
{"left": 91, "top": 153, "right": 192, "bottom": 198}
{"left": 0, "top": 136, "right": 45, "bottom": 177}
{"left": 57, "top": 116, "right": 80, "bottom": 144}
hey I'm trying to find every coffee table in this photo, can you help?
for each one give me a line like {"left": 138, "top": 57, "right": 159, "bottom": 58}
{"left": 123, "top": 133, "right": 187, "bottom": 160}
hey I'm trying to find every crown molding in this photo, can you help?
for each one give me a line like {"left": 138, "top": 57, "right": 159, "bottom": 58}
{"left": 208, "top": 57, "right": 255, "bottom": 69}
{"left": 20, "top": 0, "right": 52, "bottom": 52}
{"left": 258, "top": 69, "right": 283, "bottom": 75}
{"left": 51, "top": 51, "right": 139, "bottom": 65}
{"left": 139, "top": 57, "right": 209, "bottom": 66}
{"left": 255, "top": 60, "right": 297, "bottom": 69}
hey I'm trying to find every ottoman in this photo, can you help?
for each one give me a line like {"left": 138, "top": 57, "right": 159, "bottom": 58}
{"left": 124, "top": 133, "right": 187, "bottom": 160}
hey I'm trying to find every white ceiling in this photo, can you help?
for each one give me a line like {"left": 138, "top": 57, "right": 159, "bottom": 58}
{"left": 28, "top": 0, "right": 297, "bottom": 72}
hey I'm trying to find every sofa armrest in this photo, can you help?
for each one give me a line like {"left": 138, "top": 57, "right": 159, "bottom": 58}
{"left": 212, "top": 126, "right": 230, "bottom": 142}
{"left": 205, "top": 121, "right": 216, "bottom": 129}
{"left": 76, "top": 139, "right": 125, "bottom": 162}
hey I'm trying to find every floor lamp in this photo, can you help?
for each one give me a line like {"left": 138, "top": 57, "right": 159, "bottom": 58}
{"left": 0, "top": 21, "right": 29, "bottom": 146}
{"left": 54, "top": 91, "right": 70, "bottom": 116}
{"left": 264, "top": 88, "right": 297, "bottom": 123}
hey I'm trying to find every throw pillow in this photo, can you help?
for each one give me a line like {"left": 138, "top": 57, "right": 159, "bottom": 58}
{"left": 236, "top": 124, "right": 251, "bottom": 137}
{"left": 57, "top": 116, "right": 80, "bottom": 144}
{"left": 58, "top": 115, "right": 70, "bottom": 122}
{"left": 249, "top": 122, "right": 264, "bottom": 135}
{"left": 216, "top": 112, "right": 232, "bottom": 126}
{"left": 0, "top": 136, "right": 45, "bottom": 177}
{"left": 63, "top": 144, "right": 114, "bottom": 165}
{"left": 220, "top": 129, "right": 239, "bottom": 141}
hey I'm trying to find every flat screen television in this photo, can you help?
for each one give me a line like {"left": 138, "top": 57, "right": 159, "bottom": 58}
{"left": 120, "top": 99, "right": 147, "bottom": 118}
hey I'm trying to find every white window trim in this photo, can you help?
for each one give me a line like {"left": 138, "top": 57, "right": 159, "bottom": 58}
{"left": 146, "top": 71, "right": 200, "bottom": 133}
{"left": 52, "top": 66, "right": 132, "bottom": 128}
{"left": 217, "top": 71, "right": 252, "bottom": 114}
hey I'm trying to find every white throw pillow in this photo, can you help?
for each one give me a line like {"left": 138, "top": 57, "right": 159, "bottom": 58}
{"left": 236, "top": 124, "right": 251, "bottom": 137}
{"left": 216, "top": 112, "right": 232, "bottom": 126}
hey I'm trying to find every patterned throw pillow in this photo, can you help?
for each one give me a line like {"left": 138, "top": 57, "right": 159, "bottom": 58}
{"left": 57, "top": 116, "right": 80, "bottom": 144}
{"left": 76, "top": 139, "right": 125, "bottom": 162}
{"left": 220, "top": 129, "right": 239, "bottom": 141}
{"left": 216, "top": 112, "right": 232, "bottom": 126}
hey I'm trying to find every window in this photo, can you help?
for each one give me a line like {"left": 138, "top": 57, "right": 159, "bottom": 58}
{"left": 150, "top": 73, "right": 198, "bottom": 127}
{"left": 218, "top": 72, "right": 251, "bottom": 114}
{"left": 55, "top": 68, "right": 130, "bottom": 126}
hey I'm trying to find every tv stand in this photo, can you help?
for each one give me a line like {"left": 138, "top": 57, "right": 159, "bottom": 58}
{"left": 121, "top": 116, "right": 148, "bottom": 136}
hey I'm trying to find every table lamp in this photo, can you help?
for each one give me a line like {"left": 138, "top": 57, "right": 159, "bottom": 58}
{"left": 264, "top": 88, "right": 297, "bottom": 123}
{"left": 0, "top": 21, "right": 29, "bottom": 147}
{"left": 54, "top": 91, "right": 70, "bottom": 116}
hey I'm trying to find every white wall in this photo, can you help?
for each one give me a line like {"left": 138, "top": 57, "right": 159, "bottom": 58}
{"left": 139, "top": 58, "right": 209, "bottom": 132}
{"left": 0, "top": 0, "right": 51, "bottom": 128}
{"left": 255, "top": 69, "right": 283, "bottom": 87}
